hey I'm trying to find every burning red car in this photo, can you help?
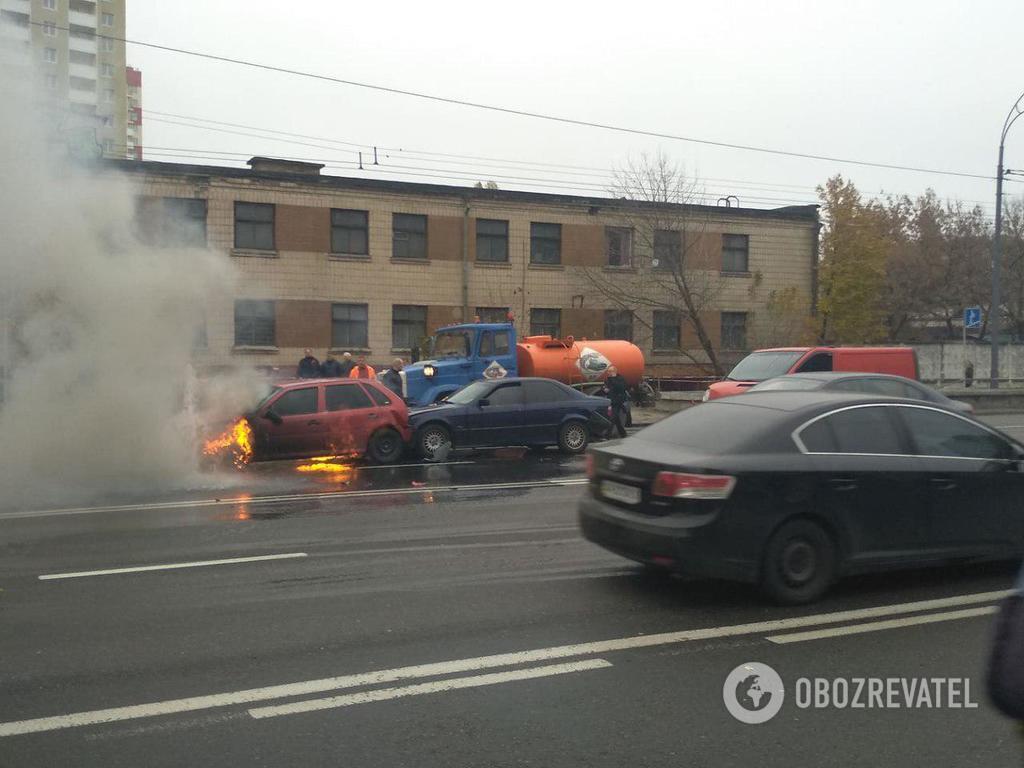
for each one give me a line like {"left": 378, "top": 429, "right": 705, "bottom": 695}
{"left": 206, "top": 378, "right": 411, "bottom": 465}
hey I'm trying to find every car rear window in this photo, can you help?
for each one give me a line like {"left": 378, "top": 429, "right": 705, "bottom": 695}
{"left": 635, "top": 402, "right": 781, "bottom": 453}
{"left": 524, "top": 380, "right": 569, "bottom": 403}
{"left": 363, "top": 384, "right": 393, "bottom": 407}
{"left": 326, "top": 384, "right": 374, "bottom": 411}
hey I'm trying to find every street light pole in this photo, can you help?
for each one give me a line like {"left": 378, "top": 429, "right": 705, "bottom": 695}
{"left": 990, "top": 92, "right": 1024, "bottom": 388}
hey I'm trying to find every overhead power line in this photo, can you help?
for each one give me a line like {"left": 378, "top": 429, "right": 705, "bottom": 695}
{"left": 28, "top": 20, "right": 1005, "bottom": 182}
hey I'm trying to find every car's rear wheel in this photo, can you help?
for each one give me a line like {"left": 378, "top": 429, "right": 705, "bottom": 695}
{"left": 760, "top": 519, "right": 837, "bottom": 605}
{"left": 367, "top": 428, "right": 403, "bottom": 464}
{"left": 417, "top": 424, "right": 452, "bottom": 461}
{"left": 558, "top": 421, "right": 589, "bottom": 454}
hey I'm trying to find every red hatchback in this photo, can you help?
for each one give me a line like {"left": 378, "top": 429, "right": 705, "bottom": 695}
{"left": 247, "top": 378, "right": 411, "bottom": 463}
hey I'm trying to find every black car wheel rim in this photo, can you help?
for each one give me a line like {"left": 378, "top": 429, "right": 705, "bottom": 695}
{"left": 781, "top": 539, "right": 816, "bottom": 584}
{"left": 378, "top": 435, "right": 397, "bottom": 455}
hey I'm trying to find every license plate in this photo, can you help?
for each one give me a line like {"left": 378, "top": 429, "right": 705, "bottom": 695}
{"left": 600, "top": 480, "right": 641, "bottom": 505}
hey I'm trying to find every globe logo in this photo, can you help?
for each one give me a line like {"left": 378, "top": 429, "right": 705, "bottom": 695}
{"left": 723, "top": 662, "right": 785, "bottom": 724}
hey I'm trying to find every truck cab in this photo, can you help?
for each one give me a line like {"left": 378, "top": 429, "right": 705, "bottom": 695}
{"left": 402, "top": 323, "right": 518, "bottom": 406}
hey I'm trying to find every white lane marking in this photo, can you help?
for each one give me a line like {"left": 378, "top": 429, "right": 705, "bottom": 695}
{"left": 336, "top": 461, "right": 475, "bottom": 470}
{"left": 0, "top": 588, "right": 1011, "bottom": 738}
{"left": 765, "top": 605, "right": 998, "bottom": 644}
{"left": 38, "top": 553, "right": 309, "bottom": 581}
{"left": 0, "top": 478, "right": 589, "bottom": 521}
{"left": 994, "top": 425, "right": 1024, "bottom": 430}
{"left": 248, "top": 660, "right": 613, "bottom": 720}
{"left": 338, "top": 538, "right": 580, "bottom": 557}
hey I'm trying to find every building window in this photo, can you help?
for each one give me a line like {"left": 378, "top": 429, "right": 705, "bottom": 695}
{"left": 44, "top": 74, "right": 57, "bottom": 89}
{"left": 331, "top": 303, "right": 368, "bottom": 349}
{"left": 606, "top": 227, "right": 632, "bottom": 267}
{"left": 604, "top": 310, "right": 633, "bottom": 341}
{"left": 475, "top": 307, "right": 509, "bottom": 324}
{"left": 722, "top": 234, "right": 750, "bottom": 274}
{"left": 653, "top": 311, "right": 680, "bottom": 351}
{"left": 42, "top": 48, "right": 57, "bottom": 63}
{"left": 104, "top": 89, "right": 114, "bottom": 103}
{"left": 530, "top": 222, "right": 561, "bottom": 265}
{"left": 100, "top": 62, "right": 113, "bottom": 77}
{"left": 653, "top": 230, "right": 680, "bottom": 271}
{"left": 330, "top": 209, "right": 368, "bottom": 256}
{"left": 101, "top": 12, "right": 113, "bottom": 26}
{"left": 234, "top": 300, "right": 275, "bottom": 347}
{"left": 100, "top": 37, "right": 114, "bottom": 52}
{"left": 160, "top": 198, "right": 207, "bottom": 248}
{"left": 43, "top": 0, "right": 56, "bottom": 9}
{"left": 102, "top": 139, "right": 115, "bottom": 155}
{"left": 101, "top": 116, "right": 112, "bottom": 126}
{"left": 721, "top": 312, "right": 748, "bottom": 350}
{"left": 476, "top": 218, "right": 508, "bottom": 263}
{"left": 392, "top": 213, "right": 427, "bottom": 260}
{"left": 42, "top": 21, "right": 56, "bottom": 36}
{"left": 392, "top": 305, "right": 427, "bottom": 350}
{"left": 530, "top": 308, "right": 561, "bottom": 337}
{"left": 234, "top": 202, "right": 275, "bottom": 250}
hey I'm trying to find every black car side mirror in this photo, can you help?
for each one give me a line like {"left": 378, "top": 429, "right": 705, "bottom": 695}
{"left": 263, "top": 409, "right": 283, "bottom": 425}
{"left": 478, "top": 398, "right": 490, "bottom": 408}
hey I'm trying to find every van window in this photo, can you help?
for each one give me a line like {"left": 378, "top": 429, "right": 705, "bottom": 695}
{"left": 726, "top": 351, "right": 805, "bottom": 382}
{"left": 796, "top": 352, "right": 833, "bottom": 373}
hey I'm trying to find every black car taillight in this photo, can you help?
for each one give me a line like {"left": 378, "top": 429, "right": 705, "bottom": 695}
{"left": 651, "top": 472, "right": 736, "bottom": 500}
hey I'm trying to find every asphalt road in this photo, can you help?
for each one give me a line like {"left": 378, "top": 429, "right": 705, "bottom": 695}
{"left": 2, "top": 417, "right": 1024, "bottom": 767}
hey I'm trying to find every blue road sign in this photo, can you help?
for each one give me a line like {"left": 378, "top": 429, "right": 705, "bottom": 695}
{"left": 964, "top": 306, "right": 982, "bottom": 329}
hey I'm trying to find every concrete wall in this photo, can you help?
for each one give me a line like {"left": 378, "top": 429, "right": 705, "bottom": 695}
{"left": 914, "top": 343, "right": 1024, "bottom": 385}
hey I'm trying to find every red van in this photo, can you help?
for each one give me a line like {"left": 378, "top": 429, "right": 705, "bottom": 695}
{"left": 247, "top": 378, "right": 411, "bottom": 462}
{"left": 705, "top": 347, "right": 919, "bottom": 401}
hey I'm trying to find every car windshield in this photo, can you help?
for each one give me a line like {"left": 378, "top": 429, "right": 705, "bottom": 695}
{"left": 635, "top": 401, "right": 781, "bottom": 453}
{"left": 726, "top": 351, "right": 805, "bottom": 382}
{"left": 430, "top": 331, "right": 472, "bottom": 358}
{"left": 749, "top": 377, "right": 823, "bottom": 392}
{"left": 444, "top": 380, "right": 493, "bottom": 405}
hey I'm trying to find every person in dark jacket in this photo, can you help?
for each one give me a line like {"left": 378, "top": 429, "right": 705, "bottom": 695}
{"left": 320, "top": 353, "right": 343, "bottom": 377}
{"left": 602, "top": 366, "right": 630, "bottom": 438}
{"left": 380, "top": 358, "right": 404, "bottom": 397}
{"left": 337, "top": 352, "right": 355, "bottom": 377}
{"left": 296, "top": 348, "right": 320, "bottom": 378}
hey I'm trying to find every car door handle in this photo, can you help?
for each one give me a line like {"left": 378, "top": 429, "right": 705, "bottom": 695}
{"left": 828, "top": 478, "right": 858, "bottom": 491}
{"left": 929, "top": 477, "right": 958, "bottom": 491}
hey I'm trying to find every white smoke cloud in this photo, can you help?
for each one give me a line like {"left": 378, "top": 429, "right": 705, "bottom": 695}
{"left": 0, "top": 45, "right": 257, "bottom": 507}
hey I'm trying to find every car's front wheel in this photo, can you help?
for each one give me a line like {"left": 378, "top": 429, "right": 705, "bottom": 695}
{"left": 417, "top": 424, "right": 453, "bottom": 461}
{"left": 367, "top": 428, "right": 404, "bottom": 464}
{"left": 760, "top": 519, "right": 837, "bottom": 605}
{"left": 558, "top": 421, "right": 589, "bottom": 454}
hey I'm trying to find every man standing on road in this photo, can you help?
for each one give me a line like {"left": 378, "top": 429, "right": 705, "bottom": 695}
{"left": 380, "top": 358, "right": 404, "bottom": 397}
{"left": 349, "top": 355, "right": 377, "bottom": 380}
{"left": 602, "top": 365, "right": 629, "bottom": 438}
{"left": 296, "top": 348, "right": 320, "bottom": 378}
{"left": 320, "top": 352, "right": 343, "bottom": 377}
{"left": 337, "top": 352, "right": 355, "bottom": 378}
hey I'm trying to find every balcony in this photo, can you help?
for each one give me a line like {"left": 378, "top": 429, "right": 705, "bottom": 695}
{"left": 0, "top": 0, "right": 30, "bottom": 14}
{"left": 68, "top": 87, "right": 97, "bottom": 106}
{"left": 0, "top": 17, "right": 30, "bottom": 45}
{"left": 68, "top": 33, "right": 97, "bottom": 54}
{"left": 69, "top": 9, "right": 96, "bottom": 27}
{"left": 69, "top": 61, "right": 95, "bottom": 79}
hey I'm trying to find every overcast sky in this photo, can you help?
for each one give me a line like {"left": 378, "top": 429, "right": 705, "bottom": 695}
{"left": 128, "top": 0, "right": 1024, "bottom": 214}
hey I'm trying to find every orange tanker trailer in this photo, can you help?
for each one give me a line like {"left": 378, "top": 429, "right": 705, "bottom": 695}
{"left": 516, "top": 335, "right": 645, "bottom": 386}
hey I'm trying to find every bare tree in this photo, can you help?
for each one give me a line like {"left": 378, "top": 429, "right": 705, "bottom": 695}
{"left": 581, "top": 152, "right": 726, "bottom": 375}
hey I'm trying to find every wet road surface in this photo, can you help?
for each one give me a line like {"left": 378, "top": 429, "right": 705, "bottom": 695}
{"left": 1, "top": 420, "right": 1023, "bottom": 766}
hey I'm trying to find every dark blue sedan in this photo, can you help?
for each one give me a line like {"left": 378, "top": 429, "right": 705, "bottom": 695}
{"left": 408, "top": 377, "right": 613, "bottom": 460}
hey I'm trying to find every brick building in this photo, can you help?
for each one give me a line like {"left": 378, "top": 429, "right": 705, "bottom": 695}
{"left": 119, "top": 157, "right": 820, "bottom": 376}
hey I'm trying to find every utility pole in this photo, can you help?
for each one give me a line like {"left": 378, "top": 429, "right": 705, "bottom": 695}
{"left": 990, "top": 92, "right": 1024, "bottom": 388}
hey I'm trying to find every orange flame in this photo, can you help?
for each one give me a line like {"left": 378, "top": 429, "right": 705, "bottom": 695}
{"left": 203, "top": 418, "right": 254, "bottom": 468}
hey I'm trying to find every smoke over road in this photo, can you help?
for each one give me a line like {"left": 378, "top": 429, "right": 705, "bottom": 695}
{"left": 0, "top": 54, "right": 252, "bottom": 508}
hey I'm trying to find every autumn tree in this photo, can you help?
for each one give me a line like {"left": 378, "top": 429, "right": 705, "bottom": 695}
{"left": 1002, "top": 196, "right": 1024, "bottom": 340}
{"left": 580, "top": 152, "right": 726, "bottom": 375}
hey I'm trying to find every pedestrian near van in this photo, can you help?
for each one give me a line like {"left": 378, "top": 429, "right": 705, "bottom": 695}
{"left": 320, "top": 352, "right": 343, "bottom": 378}
{"left": 381, "top": 358, "right": 404, "bottom": 396}
{"left": 337, "top": 352, "right": 355, "bottom": 377}
{"left": 349, "top": 355, "right": 377, "bottom": 379}
{"left": 296, "top": 348, "right": 320, "bottom": 378}
{"left": 602, "top": 365, "right": 629, "bottom": 438}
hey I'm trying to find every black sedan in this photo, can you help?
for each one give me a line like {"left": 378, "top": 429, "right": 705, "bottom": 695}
{"left": 749, "top": 371, "right": 973, "bottom": 414}
{"left": 579, "top": 391, "right": 1024, "bottom": 604}
{"left": 409, "top": 377, "right": 612, "bottom": 460}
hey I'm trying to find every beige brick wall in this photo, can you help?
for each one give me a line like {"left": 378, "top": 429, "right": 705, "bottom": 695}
{"left": 129, "top": 167, "right": 817, "bottom": 375}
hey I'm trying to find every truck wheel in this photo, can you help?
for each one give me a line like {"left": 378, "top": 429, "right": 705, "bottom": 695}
{"left": 418, "top": 424, "right": 452, "bottom": 461}
{"left": 760, "top": 519, "right": 837, "bottom": 605}
{"left": 558, "top": 421, "right": 589, "bottom": 454}
{"left": 367, "top": 428, "right": 403, "bottom": 464}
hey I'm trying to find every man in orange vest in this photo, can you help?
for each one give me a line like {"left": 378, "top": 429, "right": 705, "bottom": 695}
{"left": 349, "top": 355, "right": 377, "bottom": 379}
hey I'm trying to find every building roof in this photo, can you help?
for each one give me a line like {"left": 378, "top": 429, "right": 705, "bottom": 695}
{"left": 106, "top": 157, "right": 820, "bottom": 223}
